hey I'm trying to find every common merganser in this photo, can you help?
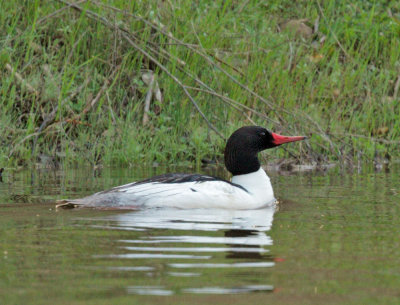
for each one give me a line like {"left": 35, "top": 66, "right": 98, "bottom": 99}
{"left": 56, "top": 126, "right": 306, "bottom": 210}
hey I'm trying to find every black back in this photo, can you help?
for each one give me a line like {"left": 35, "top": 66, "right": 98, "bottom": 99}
{"left": 102, "top": 173, "right": 248, "bottom": 193}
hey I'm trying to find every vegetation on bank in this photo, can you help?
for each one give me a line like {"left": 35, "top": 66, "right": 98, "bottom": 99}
{"left": 0, "top": 0, "right": 399, "bottom": 168}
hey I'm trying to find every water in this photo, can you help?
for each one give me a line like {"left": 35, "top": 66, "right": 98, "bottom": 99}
{"left": 0, "top": 165, "right": 400, "bottom": 304}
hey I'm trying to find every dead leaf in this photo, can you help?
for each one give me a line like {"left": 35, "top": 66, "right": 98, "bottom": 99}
{"left": 332, "top": 88, "right": 340, "bottom": 98}
{"left": 383, "top": 96, "right": 394, "bottom": 104}
{"left": 376, "top": 126, "right": 389, "bottom": 136}
{"left": 141, "top": 70, "right": 163, "bottom": 125}
{"left": 153, "top": 80, "right": 162, "bottom": 103}
{"left": 309, "top": 53, "right": 324, "bottom": 63}
{"left": 141, "top": 71, "right": 154, "bottom": 86}
{"left": 280, "top": 19, "right": 313, "bottom": 39}
{"left": 141, "top": 70, "right": 163, "bottom": 103}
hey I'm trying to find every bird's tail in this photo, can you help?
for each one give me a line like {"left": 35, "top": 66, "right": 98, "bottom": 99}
{"left": 55, "top": 199, "right": 85, "bottom": 209}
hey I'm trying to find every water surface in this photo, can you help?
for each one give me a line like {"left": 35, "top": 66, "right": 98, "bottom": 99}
{"left": 0, "top": 165, "right": 399, "bottom": 304}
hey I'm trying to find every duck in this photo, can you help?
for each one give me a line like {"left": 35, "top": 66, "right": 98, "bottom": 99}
{"left": 56, "top": 126, "right": 306, "bottom": 210}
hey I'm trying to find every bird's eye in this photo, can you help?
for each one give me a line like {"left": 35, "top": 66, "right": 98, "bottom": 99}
{"left": 260, "top": 132, "right": 266, "bottom": 137}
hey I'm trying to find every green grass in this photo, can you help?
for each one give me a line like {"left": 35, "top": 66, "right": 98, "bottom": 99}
{"left": 0, "top": 0, "right": 399, "bottom": 167}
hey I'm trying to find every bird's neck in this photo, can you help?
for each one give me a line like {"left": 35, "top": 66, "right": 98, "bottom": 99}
{"left": 225, "top": 151, "right": 260, "bottom": 176}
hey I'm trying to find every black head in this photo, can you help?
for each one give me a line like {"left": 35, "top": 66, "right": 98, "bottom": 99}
{"left": 224, "top": 126, "right": 306, "bottom": 175}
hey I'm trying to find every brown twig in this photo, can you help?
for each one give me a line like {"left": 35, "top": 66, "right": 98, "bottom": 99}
{"left": 79, "top": 66, "right": 120, "bottom": 118}
{"left": 37, "top": 0, "right": 87, "bottom": 24}
{"left": 237, "top": 0, "right": 250, "bottom": 14}
{"left": 185, "top": 86, "right": 256, "bottom": 124}
{"left": 9, "top": 130, "right": 58, "bottom": 158}
{"left": 207, "top": 51, "right": 244, "bottom": 76}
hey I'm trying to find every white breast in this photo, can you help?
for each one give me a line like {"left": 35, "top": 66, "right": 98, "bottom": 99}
{"left": 231, "top": 168, "right": 275, "bottom": 206}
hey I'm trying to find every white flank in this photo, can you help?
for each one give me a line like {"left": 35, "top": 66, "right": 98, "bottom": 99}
{"left": 110, "top": 168, "right": 275, "bottom": 209}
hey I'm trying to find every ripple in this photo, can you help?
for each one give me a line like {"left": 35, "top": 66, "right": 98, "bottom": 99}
{"left": 121, "top": 246, "right": 268, "bottom": 253}
{"left": 88, "top": 207, "right": 275, "bottom": 232}
{"left": 95, "top": 253, "right": 211, "bottom": 259}
{"left": 120, "top": 232, "right": 271, "bottom": 246}
{"left": 169, "top": 262, "right": 275, "bottom": 268}
{"left": 183, "top": 285, "right": 274, "bottom": 294}
{"left": 126, "top": 286, "right": 173, "bottom": 296}
{"left": 168, "top": 272, "right": 201, "bottom": 277}
{"left": 76, "top": 206, "right": 276, "bottom": 296}
{"left": 125, "top": 284, "right": 274, "bottom": 295}
{"left": 106, "top": 266, "right": 154, "bottom": 271}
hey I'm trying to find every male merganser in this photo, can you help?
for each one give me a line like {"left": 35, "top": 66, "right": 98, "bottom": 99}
{"left": 56, "top": 126, "right": 306, "bottom": 210}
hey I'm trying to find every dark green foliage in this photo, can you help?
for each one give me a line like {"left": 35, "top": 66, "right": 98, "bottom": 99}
{"left": 0, "top": 0, "right": 399, "bottom": 167}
